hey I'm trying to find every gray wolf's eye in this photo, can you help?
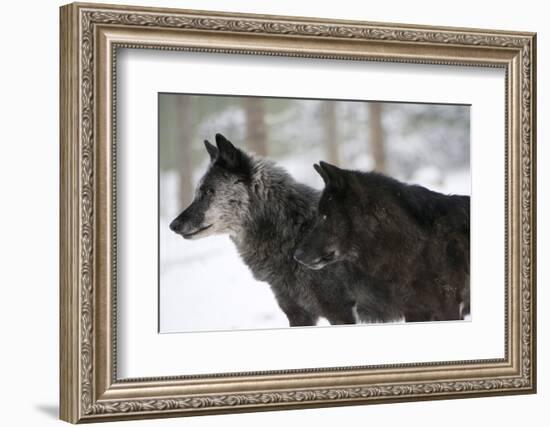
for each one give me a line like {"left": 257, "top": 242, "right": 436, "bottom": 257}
{"left": 204, "top": 188, "right": 215, "bottom": 196}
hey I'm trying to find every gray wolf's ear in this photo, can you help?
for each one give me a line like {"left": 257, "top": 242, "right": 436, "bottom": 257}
{"left": 318, "top": 161, "right": 345, "bottom": 189}
{"left": 215, "top": 133, "right": 240, "bottom": 170}
{"left": 204, "top": 139, "right": 218, "bottom": 162}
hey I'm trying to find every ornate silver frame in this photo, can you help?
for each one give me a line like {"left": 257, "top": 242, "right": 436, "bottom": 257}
{"left": 60, "top": 2, "right": 536, "bottom": 423}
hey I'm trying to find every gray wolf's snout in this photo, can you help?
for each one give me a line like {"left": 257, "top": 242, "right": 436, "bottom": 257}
{"left": 169, "top": 218, "right": 182, "bottom": 233}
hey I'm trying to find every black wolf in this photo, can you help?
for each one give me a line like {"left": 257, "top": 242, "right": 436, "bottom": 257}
{"left": 294, "top": 161, "right": 470, "bottom": 322}
{"left": 169, "top": 134, "right": 357, "bottom": 327}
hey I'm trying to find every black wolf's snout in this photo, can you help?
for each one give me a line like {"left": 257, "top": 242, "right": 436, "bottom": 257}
{"left": 294, "top": 248, "right": 335, "bottom": 265}
{"left": 294, "top": 239, "right": 338, "bottom": 270}
{"left": 293, "top": 246, "right": 306, "bottom": 263}
{"left": 293, "top": 244, "right": 325, "bottom": 265}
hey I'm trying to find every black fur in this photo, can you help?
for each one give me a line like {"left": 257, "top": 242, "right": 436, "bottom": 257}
{"left": 294, "top": 162, "right": 470, "bottom": 322}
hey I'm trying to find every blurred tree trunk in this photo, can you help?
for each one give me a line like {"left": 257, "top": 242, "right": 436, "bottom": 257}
{"left": 176, "top": 96, "right": 193, "bottom": 209}
{"left": 323, "top": 102, "right": 340, "bottom": 165}
{"left": 368, "top": 103, "right": 386, "bottom": 173}
{"left": 244, "top": 98, "right": 268, "bottom": 156}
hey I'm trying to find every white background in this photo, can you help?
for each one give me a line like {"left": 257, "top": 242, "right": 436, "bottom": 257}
{"left": 118, "top": 49, "right": 504, "bottom": 378}
{"left": 0, "top": 0, "right": 546, "bottom": 426}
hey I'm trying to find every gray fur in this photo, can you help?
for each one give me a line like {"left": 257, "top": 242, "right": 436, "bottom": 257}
{"left": 170, "top": 134, "right": 356, "bottom": 327}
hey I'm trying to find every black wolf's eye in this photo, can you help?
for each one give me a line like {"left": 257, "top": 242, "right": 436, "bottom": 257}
{"left": 321, "top": 215, "right": 328, "bottom": 221}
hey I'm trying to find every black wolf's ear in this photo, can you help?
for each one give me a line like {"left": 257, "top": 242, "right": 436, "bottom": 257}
{"left": 215, "top": 133, "right": 242, "bottom": 170}
{"left": 313, "top": 163, "right": 329, "bottom": 185}
{"left": 204, "top": 139, "right": 218, "bottom": 162}
{"left": 318, "top": 161, "right": 345, "bottom": 189}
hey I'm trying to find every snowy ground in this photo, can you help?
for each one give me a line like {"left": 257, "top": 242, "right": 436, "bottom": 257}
{"left": 160, "top": 225, "right": 290, "bottom": 332}
{"left": 159, "top": 167, "right": 470, "bottom": 333}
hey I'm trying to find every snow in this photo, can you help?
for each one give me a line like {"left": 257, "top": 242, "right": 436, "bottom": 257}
{"left": 160, "top": 225, "right": 290, "bottom": 333}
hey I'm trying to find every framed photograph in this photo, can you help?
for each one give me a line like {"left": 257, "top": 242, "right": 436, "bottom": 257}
{"left": 60, "top": 2, "right": 537, "bottom": 423}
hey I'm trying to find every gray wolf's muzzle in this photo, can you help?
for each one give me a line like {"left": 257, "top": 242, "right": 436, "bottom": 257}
{"left": 169, "top": 203, "right": 211, "bottom": 239}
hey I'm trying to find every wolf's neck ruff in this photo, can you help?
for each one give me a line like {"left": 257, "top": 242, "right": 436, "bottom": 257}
{"left": 232, "top": 157, "right": 318, "bottom": 264}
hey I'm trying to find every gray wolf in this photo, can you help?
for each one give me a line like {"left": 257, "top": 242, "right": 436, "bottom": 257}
{"left": 169, "top": 134, "right": 357, "bottom": 327}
